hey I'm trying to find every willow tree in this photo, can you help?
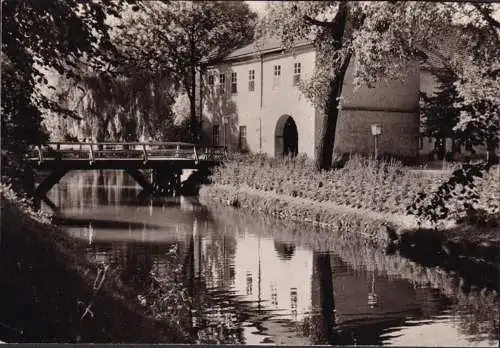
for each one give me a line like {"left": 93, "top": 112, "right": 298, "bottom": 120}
{"left": 1, "top": 0, "right": 131, "bottom": 186}
{"left": 261, "top": 1, "right": 499, "bottom": 222}
{"left": 48, "top": 70, "right": 181, "bottom": 143}
{"left": 117, "top": 1, "right": 257, "bottom": 143}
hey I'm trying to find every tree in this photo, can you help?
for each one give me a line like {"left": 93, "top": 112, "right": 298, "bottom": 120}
{"left": 1, "top": 0, "right": 132, "bottom": 187}
{"left": 420, "top": 72, "right": 461, "bottom": 160}
{"left": 47, "top": 69, "right": 181, "bottom": 143}
{"left": 260, "top": 2, "right": 499, "bottom": 170}
{"left": 260, "top": 1, "right": 499, "bottom": 222}
{"left": 117, "top": 1, "right": 257, "bottom": 143}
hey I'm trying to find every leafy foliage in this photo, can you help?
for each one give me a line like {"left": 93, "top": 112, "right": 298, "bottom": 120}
{"left": 1, "top": 0, "right": 132, "bottom": 187}
{"left": 258, "top": 1, "right": 499, "bottom": 221}
{"left": 420, "top": 72, "right": 461, "bottom": 158}
{"left": 0, "top": 183, "right": 53, "bottom": 224}
{"left": 46, "top": 70, "right": 185, "bottom": 142}
{"left": 116, "top": 1, "right": 257, "bottom": 142}
{"left": 210, "top": 154, "right": 499, "bottom": 226}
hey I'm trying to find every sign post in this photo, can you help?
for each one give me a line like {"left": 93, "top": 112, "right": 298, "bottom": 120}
{"left": 370, "top": 124, "right": 383, "bottom": 160}
{"left": 222, "top": 116, "right": 229, "bottom": 148}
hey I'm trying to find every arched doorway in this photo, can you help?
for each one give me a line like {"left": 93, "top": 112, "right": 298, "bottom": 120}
{"left": 275, "top": 115, "right": 298, "bottom": 157}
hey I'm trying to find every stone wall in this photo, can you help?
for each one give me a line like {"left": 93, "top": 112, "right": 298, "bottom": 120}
{"left": 333, "top": 60, "right": 420, "bottom": 159}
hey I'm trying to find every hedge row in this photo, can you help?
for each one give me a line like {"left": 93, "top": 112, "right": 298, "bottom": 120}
{"left": 210, "top": 154, "right": 499, "bottom": 221}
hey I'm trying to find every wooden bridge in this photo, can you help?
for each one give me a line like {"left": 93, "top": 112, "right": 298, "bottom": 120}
{"left": 25, "top": 142, "right": 227, "bottom": 200}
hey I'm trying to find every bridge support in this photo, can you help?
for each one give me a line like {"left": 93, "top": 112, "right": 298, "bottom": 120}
{"left": 151, "top": 169, "right": 182, "bottom": 197}
{"left": 41, "top": 196, "right": 60, "bottom": 213}
{"left": 126, "top": 168, "right": 182, "bottom": 197}
{"left": 33, "top": 168, "right": 69, "bottom": 198}
{"left": 23, "top": 165, "right": 35, "bottom": 197}
{"left": 126, "top": 168, "right": 156, "bottom": 194}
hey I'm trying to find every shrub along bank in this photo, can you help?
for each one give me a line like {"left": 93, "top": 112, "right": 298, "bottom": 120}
{"left": 0, "top": 184, "right": 193, "bottom": 343}
{"left": 201, "top": 154, "right": 500, "bottom": 263}
{"left": 211, "top": 154, "right": 498, "bottom": 220}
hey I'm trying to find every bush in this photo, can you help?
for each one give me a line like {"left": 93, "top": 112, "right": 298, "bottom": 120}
{"left": 0, "top": 182, "right": 52, "bottom": 224}
{"left": 211, "top": 154, "right": 499, "bottom": 223}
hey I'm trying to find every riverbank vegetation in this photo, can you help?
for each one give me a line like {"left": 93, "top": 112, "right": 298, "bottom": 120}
{"left": 0, "top": 185, "right": 192, "bottom": 343}
{"left": 201, "top": 154, "right": 500, "bottom": 264}
{"left": 209, "top": 154, "right": 499, "bottom": 225}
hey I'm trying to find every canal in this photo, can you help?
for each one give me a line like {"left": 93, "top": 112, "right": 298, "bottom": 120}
{"left": 32, "top": 171, "right": 500, "bottom": 345}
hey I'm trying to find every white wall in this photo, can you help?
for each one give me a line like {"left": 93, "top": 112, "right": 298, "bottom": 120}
{"left": 260, "top": 48, "right": 317, "bottom": 158}
{"left": 202, "top": 46, "right": 317, "bottom": 158}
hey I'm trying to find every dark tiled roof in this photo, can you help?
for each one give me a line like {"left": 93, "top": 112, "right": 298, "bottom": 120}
{"left": 226, "top": 36, "right": 311, "bottom": 59}
{"left": 202, "top": 36, "right": 313, "bottom": 65}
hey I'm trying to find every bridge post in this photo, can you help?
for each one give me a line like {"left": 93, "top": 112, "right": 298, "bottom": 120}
{"left": 126, "top": 168, "right": 155, "bottom": 194}
{"left": 34, "top": 168, "right": 68, "bottom": 198}
{"left": 22, "top": 165, "right": 35, "bottom": 197}
{"left": 152, "top": 168, "right": 182, "bottom": 197}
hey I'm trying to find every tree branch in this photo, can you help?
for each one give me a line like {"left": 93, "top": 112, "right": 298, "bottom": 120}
{"left": 303, "top": 15, "right": 333, "bottom": 28}
{"left": 471, "top": 3, "right": 500, "bottom": 30}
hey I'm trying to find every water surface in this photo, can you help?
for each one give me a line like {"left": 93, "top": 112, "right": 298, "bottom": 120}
{"left": 42, "top": 170, "right": 498, "bottom": 346}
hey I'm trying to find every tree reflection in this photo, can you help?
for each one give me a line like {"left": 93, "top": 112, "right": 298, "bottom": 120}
{"left": 97, "top": 170, "right": 108, "bottom": 205}
{"left": 121, "top": 242, "right": 153, "bottom": 290}
{"left": 185, "top": 220, "right": 244, "bottom": 344}
{"left": 308, "top": 251, "right": 336, "bottom": 345}
{"left": 274, "top": 241, "right": 296, "bottom": 261}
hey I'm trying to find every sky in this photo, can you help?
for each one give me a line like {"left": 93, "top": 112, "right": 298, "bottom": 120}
{"left": 246, "top": 1, "right": 268, "bottom": 17}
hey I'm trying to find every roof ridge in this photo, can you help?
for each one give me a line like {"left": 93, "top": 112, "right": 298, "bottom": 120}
{"left": 201, "top": 35, "right": 313, "bottom": 64}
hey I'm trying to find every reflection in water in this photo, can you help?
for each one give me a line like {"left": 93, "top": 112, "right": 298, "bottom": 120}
{"left": 368, "top": 271, "right": 379, "bottom": 309}
{"left": 274, "top": 242, "right": 296, "bottom": 261}
{"left": 309, "top": 252, "right": 335, "bottom": 345}
{"left": 37, "top": 171, "right": 499, "bottom": 346}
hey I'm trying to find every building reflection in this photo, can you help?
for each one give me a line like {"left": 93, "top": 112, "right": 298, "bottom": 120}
{"left": 52, "top": 171, "right": 489, "bottom": 345}
{"left": 232, "top": 234, "right": 312, "bottom": 322}
{"left": 309, "top": 251, "right": 336, "bottom": 344}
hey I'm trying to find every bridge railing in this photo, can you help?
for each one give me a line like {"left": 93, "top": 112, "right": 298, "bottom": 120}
{"left": 28, "top": 142, "right": 228, "bottom": 163}
{"left": 198, "top": 146, "right": 228, "bottom": 161}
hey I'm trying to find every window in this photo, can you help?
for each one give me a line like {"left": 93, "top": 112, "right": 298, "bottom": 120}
{"left": 219, "top": 73, "right": 225, "bottom": 94}
{"left": 248, "top": 69, "right": 255, "bottom": 92}
{"left": 273, "top": 65, "right": 281, "bottom": 88}
{"left": 293, "top": 62, "right": 301, "bottom": 86}
{"left": 239, "top": 125, "right": 247, "bottom": 150}
{"left": 231, "top": 72, "right": 237, "bottom": 94}
{"left": 212, "top": 125, "right": 220, "bottom": 146}
{"left": 207, "top": 73, "right": 214, "bottom": 86}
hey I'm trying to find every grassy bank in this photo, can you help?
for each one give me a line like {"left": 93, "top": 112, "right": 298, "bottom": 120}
{"left": 201, "top": 184, "right": 396, "bottom": 248}
{"left": 202, "top": 154, "right": 499, "bottom": 261}
{"left": 212, "top": 154, "right": 498, "bottom": 221}
{"left": 0, "top": 186, "right": 193, "bottom": 343}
